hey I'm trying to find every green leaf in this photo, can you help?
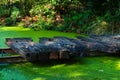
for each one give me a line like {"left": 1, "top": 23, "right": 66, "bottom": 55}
{"left": 83, "top": 13, "right": 89, "bottom": 19}
{"left": 79, "top": 20, "right": 83, "bottom": 25}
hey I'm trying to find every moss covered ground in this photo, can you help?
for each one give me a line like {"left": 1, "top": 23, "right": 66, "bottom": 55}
{"left": 0, "top": 26, "right": 120, "bottom": 80}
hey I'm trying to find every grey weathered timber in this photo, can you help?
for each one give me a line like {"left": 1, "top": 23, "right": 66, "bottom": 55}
{"left": 6, "top": 35, "right": 120, "bottom": 61}
{"left": 39, "top": 37, "right": 86, "bottom": 58}
{"left": 6, "top": 37, "right": 86, "bottom": 61}
{"left": 6, "top": 38, "right": 66, "bottom": 61}
{"left": 6, "top": 38, "right": 34, "bottom": 60}
{"left": 6, "top": 38, "right": 33, "bottom": 46}
{"left": 77, "top": 35, "right": 120, "bottom": 54}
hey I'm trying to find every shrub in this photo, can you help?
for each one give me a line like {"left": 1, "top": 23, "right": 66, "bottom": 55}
{"left": 4, "top": 17, "right": 13, "bottom": 26}
{"left": 11, "top": 6, "right": 20, "bottom": 25}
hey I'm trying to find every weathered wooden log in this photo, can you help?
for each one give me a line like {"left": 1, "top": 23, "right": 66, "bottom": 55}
{"left": 77, "top": 35, "right": 120, "bottom": 54}
{"left": 6, "top": 37, "right": 86, "bottom": 61}
{"left": 6, "top": 38, "right": 33, "bottom": 43}
{"left": 39, "top": 35, "right": 120, "bottom": 56}
{"left": 6, "top": 42, "right": 58, "bottom": 61}
{"left": 6, "top": 38, "right": 69, "bottom": 61}
{"left": 39, "top": 37, "right": 52, "bottom": 43}
{"left": 90, "top": 34, "right": 120, "bottom": 47}
{"left": 39, "top": 37, "right": 86, "bottom": 58}
{"left": 27, "top": 44, "right": 60, "bottom": 61}
{"left": 6, "top": 35, "right": 120, "bottom": 61}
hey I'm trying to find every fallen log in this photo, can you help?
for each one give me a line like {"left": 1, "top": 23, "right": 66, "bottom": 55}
{"left": 6, "top": 37, "right": 86, "bottom": 61}
{"left": 5, "top": 35, "right": 120, "bottom": 61}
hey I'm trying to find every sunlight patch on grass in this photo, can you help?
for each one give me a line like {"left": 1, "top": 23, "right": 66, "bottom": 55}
{"left": 67, "top": 72, "right": 85, "bottom": 78}
{"left": 0, "top": 26, "right": 30, "bottom": 31}
{"left": 103, "top": 59, "right": 113, "bottom": 64}
{"left": 51, "top": 64, "right": 66, "bottom": 69}
{"left": 33, "top": 77, "right": 46, "bottom": 80}
{"left": 115, "top": 61, "right": 120, "bottom": 70}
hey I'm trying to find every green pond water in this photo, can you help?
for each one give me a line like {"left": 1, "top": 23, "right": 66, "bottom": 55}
{"left": 0, "top": 26, "right": 120, "bottom": 80}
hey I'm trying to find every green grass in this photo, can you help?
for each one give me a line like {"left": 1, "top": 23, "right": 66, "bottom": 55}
{"left": 1, "top": 57, "right": 120, "bottom": 80}
{"left": 0, "top": 26, "right": 120, "bottom": 80}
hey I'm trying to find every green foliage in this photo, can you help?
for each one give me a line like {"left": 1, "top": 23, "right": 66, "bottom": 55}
{"left": 29, "top": 23, "right": 41, "bottom": 31}
{"left": 1, "top": 0, "right": 120, "bottom": 34}
{"left": 19, "top": 0, "right": 33, "bottom": 16}
{"left": 28, "top": 0, "right": 56, "bottom": 30}
{"left": 58, "top": 10, "right": 92, "bottom": 33}
{"left": 4, "top": 17, "right": 13, "bottom": 26}
{"left": 29, "top": 3, "right": 55, "bottom": 17}
{"left": 0, "top": 6, "right": 10, "bottom": 17}
{"left": 11, "top": 6, "right": 20, "bottom": 24}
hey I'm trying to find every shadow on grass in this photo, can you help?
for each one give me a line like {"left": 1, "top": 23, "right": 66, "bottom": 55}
{"left": 30, "top": 58, "right": 86, "bottom": 67}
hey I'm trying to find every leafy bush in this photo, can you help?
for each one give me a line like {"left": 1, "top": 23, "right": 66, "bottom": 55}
{"left": 11, "top": 6, "right": 20, "bottom": 25}
{"left": 1, "top": 0, "right": 120, "bottom": 34}
{"left": 4, "top": 17, "right": 13, "bottom": 26}
{"left": 0, "top": 6, "right": 10, "bottom": 17}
